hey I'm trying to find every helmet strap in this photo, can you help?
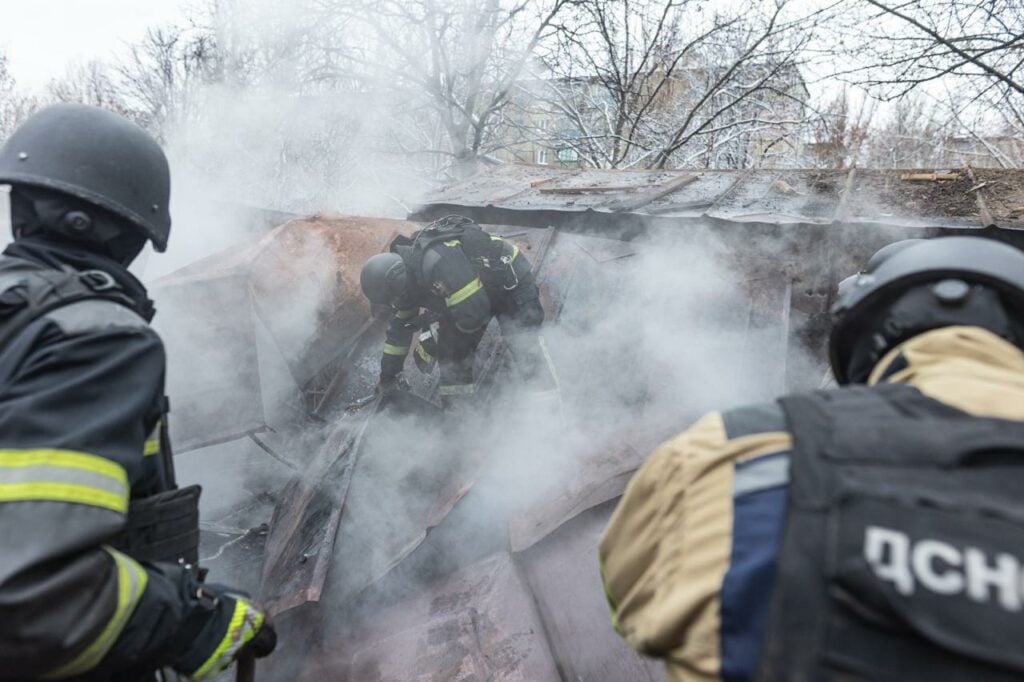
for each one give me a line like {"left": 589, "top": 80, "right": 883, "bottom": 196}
{"left": 10, "top": 185, "right": 146, "bottom": 266}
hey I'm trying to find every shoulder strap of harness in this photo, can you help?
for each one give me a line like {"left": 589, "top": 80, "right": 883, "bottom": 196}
{"left": 394, "top": 217, "right": 501, "bottom": 288}
{"left": 0, "top": 258, "right": 140, "bottom": 357}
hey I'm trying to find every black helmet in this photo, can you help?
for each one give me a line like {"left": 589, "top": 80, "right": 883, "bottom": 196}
{"left": 361, "top": 252, "right": 408, "bottom": 305}
{"left": 0, "top": 103, "right": 171, "bottom": 251}
{"left": 830, "top": 236, "right": 1024, "bottom": 384}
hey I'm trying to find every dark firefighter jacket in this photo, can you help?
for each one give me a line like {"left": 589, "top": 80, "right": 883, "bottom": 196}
{"left": 599, "top": 325, "right": 1024, "bottom": 681}
{"left": 380, "top": 233, "right": 533, "bottom": 381}
{"left": 0, "top": 238, "right": 258, "bottom": 681}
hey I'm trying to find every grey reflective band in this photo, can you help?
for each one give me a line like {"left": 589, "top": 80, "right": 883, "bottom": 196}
{"left": 733, "top": 453, "right": 789, "bottom": 498}
{"left": 0, "top": 449, "right": 129, "bottom": 513}
{"left": 439, "top": 383, "right": 476, "bottom": 395}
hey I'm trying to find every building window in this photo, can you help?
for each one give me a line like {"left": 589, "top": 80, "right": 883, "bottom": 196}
{"left": 536, "top": 148, "right": 549, "bottom": 165}
{"left": 557, "top": 147, "right": 579, "bottom": 163}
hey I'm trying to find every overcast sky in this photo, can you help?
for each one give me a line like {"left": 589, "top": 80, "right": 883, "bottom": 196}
{"left": 0, "top": 0, "right": 188, "bottom": 89}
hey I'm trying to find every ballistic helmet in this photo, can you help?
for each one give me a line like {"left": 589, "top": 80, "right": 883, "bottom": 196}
{"left": 360, "top": 252, "right": 408, "bottom": 305}
{"left": 830, "top": 236, "right": 1024, "bottom": 384}
{"left": 0, "top": 103, "right": 171, "bottom": 252}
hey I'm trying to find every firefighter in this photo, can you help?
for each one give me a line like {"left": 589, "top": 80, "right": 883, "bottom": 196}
{"left": 600, "top": 236, "right": 1024, "bottom": 681}
{"left": 360, "top": 215, "right": 555, "bottom": 408}
{"left": 0, "top": 104, "right": 275, "bottom": 680}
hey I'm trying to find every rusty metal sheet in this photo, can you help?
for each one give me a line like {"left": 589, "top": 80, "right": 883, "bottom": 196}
{"left": 151, "top": 215, "right": 418, "bottom": 450}
{"left": 260, "top": 408, "right": 374, "bottom": 615}
{"left": 516, "top": 502, "right": 663, "bottom": 681}
{"left": 314, "top": 553, "right": 561, "bottom": 681}
{"left": 247, "top": 216, "right": 416, "bottom": 388}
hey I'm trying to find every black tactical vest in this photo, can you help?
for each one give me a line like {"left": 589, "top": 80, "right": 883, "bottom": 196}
{"left": 0, "top": 256, "right": 200, "bottom": 567}
{"left": 760, "top": 383, "right": 1024, "bottom": 681}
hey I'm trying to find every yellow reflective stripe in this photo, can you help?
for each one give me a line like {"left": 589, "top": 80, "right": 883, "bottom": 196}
{"left": 0, "top": 449, "right": 128, "bottom": 513}
{"left": 191, "top": 598, "right": 265, "bottom": 680}
{"left": 44, "top": 548, "right": 148, "bottom": 679}
{"left": 443, "top": 239, "right": 461, "bottom": 247}
{"left": 439, "top": 383, "right": 476, "bottom": 396}
{"left": 0, "top": 483, "right": 126, "bottom": 513}
{"left": 415, "top": 344, "right": 434, "bottom": 362}
{"left": 144, "top": 421, "right": 161, "bottom": 457}
{"left": 539, "top": 334, "right": 560, "bottom": 391}
{"left": 383, "top": 343, "right": 409, "bottom": 356}
{"left": 445, "top": 277, "right": 483, "bottom": 307}
{"left": 0, "top": 449, "right": 125, "bottom": 480}
{"left": 599, "top": 559, "right": 620, "bottom": 632}
{"left": 395, "top": 308, "right": 417, "bottom": 320}
{"left": 491, "top": 236, "right": 519, "bottom": 260}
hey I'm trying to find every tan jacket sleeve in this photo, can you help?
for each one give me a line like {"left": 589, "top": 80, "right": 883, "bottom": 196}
{"left": 599, "top": 411, "right": 792, "bottom": 681}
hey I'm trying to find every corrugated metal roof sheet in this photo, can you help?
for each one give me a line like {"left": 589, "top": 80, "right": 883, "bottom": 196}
{"left": 410, "top": 165, "right": 1024, "bottom": 231}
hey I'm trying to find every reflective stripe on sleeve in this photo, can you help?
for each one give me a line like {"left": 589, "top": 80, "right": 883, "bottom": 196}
{"left": 383, "top": 343, "right": 410, "bottom": 356}
{"left": 415, "top": 344, "right": 434, "bottom": 363}
{"left": 439, "top": 383, "right": 476, "bottom": 396}
{"left": 599, "top": 558, "right": 621, "bottom": 632}
{"left": 190, "top": 598, "right": 265, "bottom": 680}
{"left": 491, "top": 236, "right": 520, "bottom": 261}
{"left": 445, "top": 277, "right": 483, "bottom": 307}
{"left": 43, "top": 548, "right": 148, "bottom": 679}
{"left": 144, "top": 421, "right": 161, "bottom": 457}
{"left": 0, "top": 449, "right": 128, "bottom": 513}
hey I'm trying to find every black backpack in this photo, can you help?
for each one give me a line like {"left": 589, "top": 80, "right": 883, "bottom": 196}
{"left": 392, "top": 216, "right": 507, "bottom": 287}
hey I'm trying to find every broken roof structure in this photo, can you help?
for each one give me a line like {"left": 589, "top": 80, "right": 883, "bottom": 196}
{"left": 155, "top": 164, "right": 1024, "bottom": 680}
{"left": 409, "top": 165, "right": 1024, "bottom": 232}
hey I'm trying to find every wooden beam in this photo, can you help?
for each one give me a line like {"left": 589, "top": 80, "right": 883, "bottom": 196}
{"left": 606, "top": 173, "right": 699, "bottom": 213}
{"left": 966, "top": 166, "right": 995, "bottom": 227}
{"left": 538, "top": 184, "right": 652, "bottom": 194}
{"left": 832, "top": 167, "right": 858, "bottom": 223}
{"left": 899, "top": 172, "right": 960, "bottom": 181}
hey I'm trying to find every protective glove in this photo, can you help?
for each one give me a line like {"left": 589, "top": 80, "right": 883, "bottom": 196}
{"left": 175, "top": 591, "right": 276, "bottom": 681}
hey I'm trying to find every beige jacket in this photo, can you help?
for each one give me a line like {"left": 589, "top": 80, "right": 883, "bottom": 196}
{"left": 599, "top": 326, "right": 1024, "bottom": 681}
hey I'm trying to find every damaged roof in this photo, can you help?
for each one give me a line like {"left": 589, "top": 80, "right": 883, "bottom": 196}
{"left": 160, "top": 164, "right": 1024, "bottom": 681}
{"left": 410, "top": 165, "right": 1024, "bottom": 232}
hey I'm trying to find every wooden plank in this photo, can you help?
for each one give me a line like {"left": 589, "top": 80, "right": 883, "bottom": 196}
{"left": 832, "top": 167, "right": 858, "bottom": 222}
{"left": 900, "top": 172, "right": 960, "bottom": 181}
{"left": 966, "top": 166, "right": 995, "bottom": 227}
{"left": 488, "top": 172, "right": 574, "bottom": 205}
{"left": 701, "top": 170, "right": 751, "bottom": 216}
{"left": 605, "top": 173, "right": 699, "bottom": 213}
{"left": 538, "top": 184, "right": 652, "bottom": 194}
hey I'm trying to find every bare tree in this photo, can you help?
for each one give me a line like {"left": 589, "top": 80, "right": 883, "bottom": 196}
{"left": 534, "top": 0, "right": 822, "bottom": 170}
{"left": 47, "top": 61, "right": 129, "bottom": 114}
{"left": 309, "top": 0, "right": 572, "bottom": 177}
{"left": 115, "top": 26, "right": 222, "bottom": 138}
{"left": 805, "top": 89, "right": 877, "bottom": 168}
{"left": 844, "top": 0, "right": 1024, "bottom": 100}
{"left": 0, "top": 53, "right": 38, "bottom": 142}
{"left": 829, "top": 0, "right": 1024, "bottom": 168}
